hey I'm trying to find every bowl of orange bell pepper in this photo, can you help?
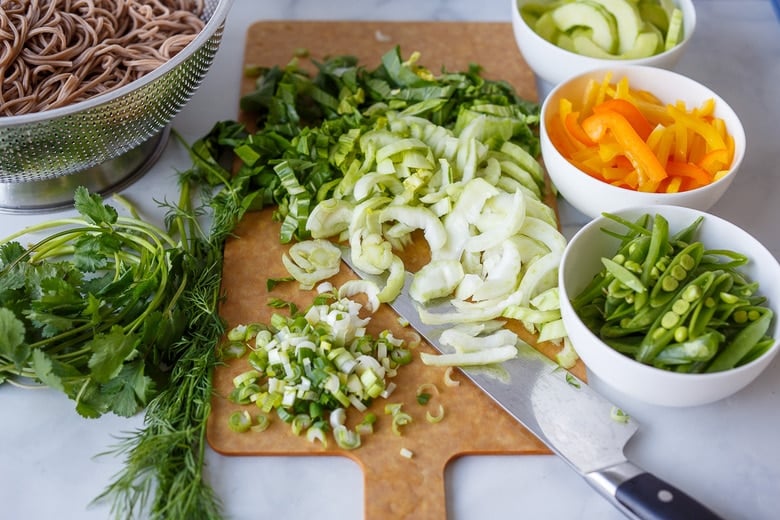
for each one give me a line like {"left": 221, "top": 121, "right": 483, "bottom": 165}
{"left": 540, "top": 66, "right": 746, "bottom": 219}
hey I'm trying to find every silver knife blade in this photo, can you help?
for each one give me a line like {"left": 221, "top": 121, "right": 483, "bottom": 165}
{"left": 340, "top": 251, "right": 724, "bottom": 520}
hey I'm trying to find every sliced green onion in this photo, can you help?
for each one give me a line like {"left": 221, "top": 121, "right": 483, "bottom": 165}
{"left": 228, "top": 410, "right": 253, "bottom": 433}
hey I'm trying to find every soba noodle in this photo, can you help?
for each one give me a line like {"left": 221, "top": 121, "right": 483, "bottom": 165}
{"left": 0, "top": 0, "right": 206, "bottom": 116}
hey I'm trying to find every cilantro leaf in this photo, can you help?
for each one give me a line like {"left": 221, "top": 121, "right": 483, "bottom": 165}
{"left": 0, "top": 242, "right": 27, "bottom": 294}
{"left": 87, "top": 326, "right": 141, "bottom": 383}
{"left": 73, "top": 186, "right": 118, "bottom": 226}
{"left": 72, "top": 232, "right": 123, "bottom": 271}
{"left": 101, "top": 361, "right": 156, "bottom": 417}
{"left": 25, "top": 310, "right": 75, "bottom": 338}
{"left": 0, "top": 307, "right": 29, "bottom": 368}
{"left": 31, "top": 348, "right": 64, "bottom": 392}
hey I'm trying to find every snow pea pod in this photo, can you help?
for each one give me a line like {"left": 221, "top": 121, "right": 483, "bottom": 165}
{"left": 706, "top": 308, "right": 774, "bottom": 372}
{"left": 649, "top": 241, "right": 705, "bottom": 309}
{"left": 687, "top": 271, "right": 735, "bottom": 340}
{"left": 637, "top": 270, "right": 717, "bottom": 364}
{"left": 641, "top": 213, "right": 670, "bottom": 287}
{"left": 653, "top": 330, "right": 724, "bottom": 366}
{"left": 669, "top": 214, "right": 703, "bottom": 244}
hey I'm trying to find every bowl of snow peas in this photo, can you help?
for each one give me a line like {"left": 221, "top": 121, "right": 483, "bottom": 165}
{"left": 559, "top": 205, "right": 780, "bottom": 407}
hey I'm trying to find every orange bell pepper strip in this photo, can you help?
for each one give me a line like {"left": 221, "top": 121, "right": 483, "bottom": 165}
{"left": 565, "top": 111, "right": 596, "bottom": 146}
{"left": 593, "top": 98, "right": 654, "bottom": 140}
{"left": 698, "top": 148, "right": 730, "bottom": 175}
{"left": 667, "top": 161, "right": 713, "bottom": 189}
{"left": 581, "top": 110, "right": 668, "bottom": 191}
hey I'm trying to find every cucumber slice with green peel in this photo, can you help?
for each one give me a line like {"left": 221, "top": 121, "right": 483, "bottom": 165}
{"left": 534, "top": 11, "right": 561, "bottom": 43}
{"left": 521, "top": 1, "right": 559, "bottom": 19}
{"left": 638, "top": 1, "right": 670, "bottom": 33}
{"left": 570, "top": 28, "right": 615, "bottom": 58}
{"left": 664, "top": 7, "right": 684, "bottom": 50}
{"left": 551, "top": 1, "right": 619, "bottom": 54}
{"left": 621, "top": 30, "right": 662, "bottom": 58}
{"left": 556, "top": 32, "right": 576, "bottom": 52}
{"left": 591, "top": 0, "right": 643, "bottom": 54}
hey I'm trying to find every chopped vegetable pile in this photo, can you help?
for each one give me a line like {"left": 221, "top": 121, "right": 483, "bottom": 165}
{"left": 548, "top": 71, "right": 736, "bottom": 193}
{"left": 222, "top": 286, "right": 414, "bottom": 449}
{"left": 572, "top": 212, "right": 775, "bottom": 372}
{"left": 193, "top": 46, "right": 572, "bottom": 368}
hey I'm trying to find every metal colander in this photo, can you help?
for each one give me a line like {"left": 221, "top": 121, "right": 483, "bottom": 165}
{"left": 0, "top": 0, "right": 234, "bottom": 213}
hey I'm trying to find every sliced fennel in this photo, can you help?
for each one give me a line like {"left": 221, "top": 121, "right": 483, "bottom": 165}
{"left": 281, "top": 239, "right": 342, "bottom": 290}
{"left": 301, "top": 108, "right": 574, "bottom": 368}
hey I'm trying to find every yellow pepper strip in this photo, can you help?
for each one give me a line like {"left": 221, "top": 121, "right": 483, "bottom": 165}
{"left": 581, "top": 79, "right": 601, "bottom": 116}
{"left": 614, "top": 76, "right": 631, "bottom": 99}
{"left": 598, "top": 141, "right": 624, "bottom": 162}
{"left": 595, "top": 71, "right": 614, "bottom": 106}
{"left": 613, "top": 169, "right": 638, "bottom": 190}
{"left": 660, "top": 175, "right": 683, "bottom": 193}
{"left": 687, "top": 133, "right": 708, "bottom": 165}
{"left": 582, "top": 110, "right": 668, "bottom": 191}
{"left": 667, "top": 104, "right": 727, "bottom": 151}
{"left": 673, "top": 122, "right": 689, "bottom": 163}
{"left": 693, "top": 98, "right": 715, "bottom": 118}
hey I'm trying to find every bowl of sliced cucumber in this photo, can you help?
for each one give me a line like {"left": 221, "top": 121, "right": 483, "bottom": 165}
{"left": 559, "top": 205, "right": 780, "bottom": 407}
{"left": 511, "top": 0, "right": 696, "bottom": 99}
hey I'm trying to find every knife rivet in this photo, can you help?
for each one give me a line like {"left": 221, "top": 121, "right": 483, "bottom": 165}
{"left": 658, "top": 489, "right": 674, "bottom": 503}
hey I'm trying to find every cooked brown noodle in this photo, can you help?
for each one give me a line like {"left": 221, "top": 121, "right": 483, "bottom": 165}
{"left": 0, "top": 0, "right": 206, "bottom": 116}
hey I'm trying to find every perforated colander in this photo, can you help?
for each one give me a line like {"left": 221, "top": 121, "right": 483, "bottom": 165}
{"left": 0, "top": 0, "right": 234, "bottom": 213}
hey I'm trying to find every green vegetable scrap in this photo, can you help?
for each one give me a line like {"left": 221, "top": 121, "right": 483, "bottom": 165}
{"left": 572, "top": 212, "right": 775, "bottom": 373}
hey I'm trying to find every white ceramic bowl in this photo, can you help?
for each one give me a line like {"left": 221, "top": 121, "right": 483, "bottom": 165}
{"left": 540, "top": 65, "right": 746, "bottom": 219}
{"left": 511, "top": 0, "right": 697, "bottom": 98}
{"left": 559, "top": 205, "right": 780, "bottom": 407}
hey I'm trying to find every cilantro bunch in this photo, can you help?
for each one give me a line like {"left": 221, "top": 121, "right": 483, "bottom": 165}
{"left": 0, "top": 188, "right": 186, "bottom": 417}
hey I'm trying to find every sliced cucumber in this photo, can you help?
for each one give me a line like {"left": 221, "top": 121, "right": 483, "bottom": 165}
{"left": 570, "top": 28, "right": 615, "bottom": 58}
{"left": 638, "top": 1, "right": 669, "bottom": 33}
{"left": 621, "top": 30, "right": 662, "bottom": 59}
{"left": 534, "top": 11, "right": 561, "bottom": 43}
{"left": 591, "top": 0, "right": 643, "bottom": 54}
{"left": 664, "top": 7, "right": 684, "bottom": 50}
{"left": 551, "top": 1, "right": 619, "bottom": 54}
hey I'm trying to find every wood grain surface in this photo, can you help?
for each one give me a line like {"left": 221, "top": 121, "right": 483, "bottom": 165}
{"left": 206, "top": 21, "right": 584, "bottom": 520}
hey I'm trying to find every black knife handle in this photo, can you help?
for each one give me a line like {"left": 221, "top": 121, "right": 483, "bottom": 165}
{"left": 587, "top": 463, "right": 724, "bottom": 520}
{"left": 615, "top": 472, "right": 724, "bottom": 520}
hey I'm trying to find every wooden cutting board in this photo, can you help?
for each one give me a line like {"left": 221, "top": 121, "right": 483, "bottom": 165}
{"left": 207, "top": 21, "right": 586, "bottom": 520}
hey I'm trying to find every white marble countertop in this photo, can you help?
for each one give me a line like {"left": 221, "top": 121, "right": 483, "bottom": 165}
{"left": 1, "top": 1, "right": 779, "bottom": 519}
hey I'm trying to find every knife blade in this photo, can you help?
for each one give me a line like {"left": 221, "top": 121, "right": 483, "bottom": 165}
{"left": 340, "top": 253, "right": 723, "bottom": 520}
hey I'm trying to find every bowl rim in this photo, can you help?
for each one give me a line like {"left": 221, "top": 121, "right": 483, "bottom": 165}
{"left": 560, "top": 204, "right": 780, "bottom": 382}
{"left": 540, "top": 64, "right": 747, "bottom": 197}
{"left": 0, "top": 0, "right": 235, "bottom": 127}
{"left": 511, "top": 0, "right": 698, "bottom": 66}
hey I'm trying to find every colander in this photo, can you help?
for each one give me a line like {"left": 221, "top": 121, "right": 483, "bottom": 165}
{"left": 0, "top": 0, "right": 234, "bottom": 213}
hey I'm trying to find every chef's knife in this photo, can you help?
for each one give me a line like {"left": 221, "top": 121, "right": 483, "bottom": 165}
{"left": 341, "top": 255, "right": 723, "bottom": 520}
